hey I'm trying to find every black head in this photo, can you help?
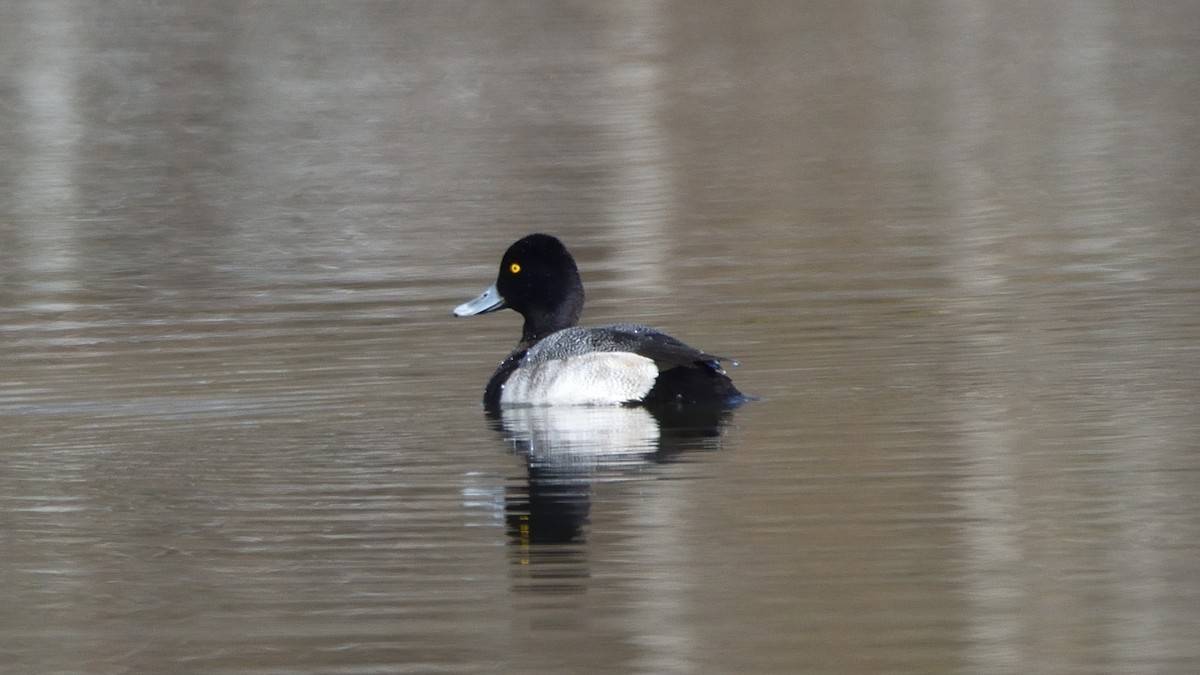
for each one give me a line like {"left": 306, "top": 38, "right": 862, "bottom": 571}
{"left": 454, "top": 234, "right": 585, "bottom": 345}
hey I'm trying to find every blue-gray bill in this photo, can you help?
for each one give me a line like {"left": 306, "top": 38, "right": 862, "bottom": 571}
{"left": 453, "top": 283, "right": 505, "bottom": 317}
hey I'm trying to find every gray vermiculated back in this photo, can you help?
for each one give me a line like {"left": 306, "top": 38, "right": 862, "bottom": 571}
{"left": 521, "top": 325, "right": 660, "bottom": 364}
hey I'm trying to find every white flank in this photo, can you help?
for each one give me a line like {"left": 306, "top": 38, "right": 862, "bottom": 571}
{"left": 500, "top": 352, "right": 658, "bottom": 406}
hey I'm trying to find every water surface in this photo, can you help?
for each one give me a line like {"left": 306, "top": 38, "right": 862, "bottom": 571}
{"left": 2, "top": 2, "right": 1198, "bottom": 673}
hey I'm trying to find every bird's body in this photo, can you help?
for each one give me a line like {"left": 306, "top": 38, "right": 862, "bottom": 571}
{"left": 454, "top": 234, "right": 748, "bottom": 410}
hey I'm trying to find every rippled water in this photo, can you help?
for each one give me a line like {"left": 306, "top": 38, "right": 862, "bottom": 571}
{"left": 2, "top": 2, "right": 1199, "bottom": 673}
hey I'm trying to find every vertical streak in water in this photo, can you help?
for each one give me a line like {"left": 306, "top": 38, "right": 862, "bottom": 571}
{"left": 599, "top": 0, "right": 670, "bottom": 294}
{"left": 625, "top": 479, "right": 700, "bottom": 674}
{"left": 935, "top": 3, "right": 1027, "bottom": 671}
{"left": 8, "top": 6, "right": 89, "bottom": 666}
{"left": 15, "top": 2, "right": 83, "bottom": 308}
{"left": 936, "top": 3, "right": 1180, "bottom": 670}
{"left": 599, "top": 9, "right": 695, "bottom": 670}
{"left": 1049, "top": 7, "right": 1177, "bottom": 667}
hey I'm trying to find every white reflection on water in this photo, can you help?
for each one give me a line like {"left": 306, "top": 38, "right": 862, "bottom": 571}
{"left": 500, "top": 405, "right": 660, "bottom": 465}
{"left": 15, "top": 3, "right": 82, "bottom": 305}
{"left": 599, "top": 0, "right": 671, "bottom": 296}
{"left": 487, "top": 403, "right": 733, "bottom": 547}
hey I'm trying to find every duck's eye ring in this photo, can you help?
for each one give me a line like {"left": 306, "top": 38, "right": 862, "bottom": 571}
{"left": 509, "top": 263, "right": 521, "bottom": 274}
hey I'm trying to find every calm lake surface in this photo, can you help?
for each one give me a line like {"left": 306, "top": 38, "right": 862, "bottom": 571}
{"left": 2, "top": 2, "right": 1198, "bottom": 673}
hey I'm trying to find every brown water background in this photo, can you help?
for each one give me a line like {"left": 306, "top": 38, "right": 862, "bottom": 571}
{"left": 2, "top": 2, "right": 1198, "bottom": 673}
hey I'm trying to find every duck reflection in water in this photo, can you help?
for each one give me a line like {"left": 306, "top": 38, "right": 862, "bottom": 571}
{"left": 491, "top": 404, "right": 735, "bottom": 550}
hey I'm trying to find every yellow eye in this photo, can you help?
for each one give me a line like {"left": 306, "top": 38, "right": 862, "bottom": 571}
{"left": 509, "top": 263, "right": 521, "bottom": 274}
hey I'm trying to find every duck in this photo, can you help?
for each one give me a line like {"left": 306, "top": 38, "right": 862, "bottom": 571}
{"left": 453, "top": 233, "right": 748, "bottom": 410}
